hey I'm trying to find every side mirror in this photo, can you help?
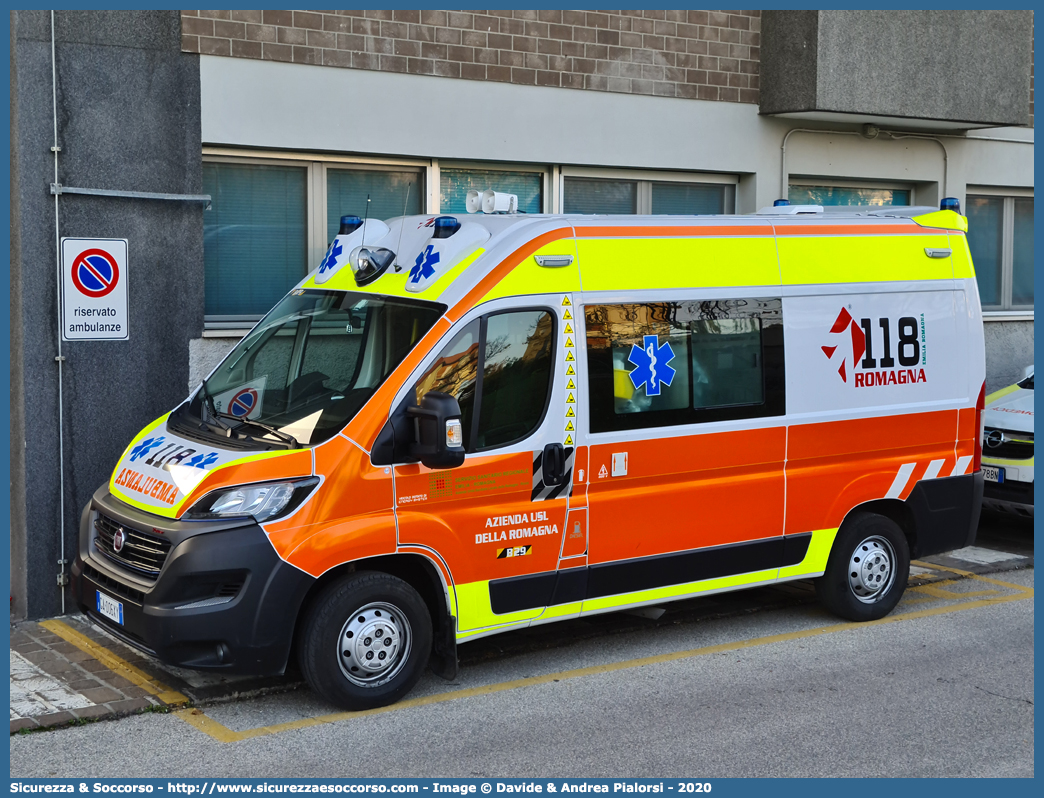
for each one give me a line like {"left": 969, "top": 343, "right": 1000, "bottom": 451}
{"left": 408, "top": 391, "right": 465, "bottom": 469}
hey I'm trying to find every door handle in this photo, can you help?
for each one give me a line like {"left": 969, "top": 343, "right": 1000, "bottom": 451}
{"left": 542, "top": 442, "right": 565, "bottom": 486}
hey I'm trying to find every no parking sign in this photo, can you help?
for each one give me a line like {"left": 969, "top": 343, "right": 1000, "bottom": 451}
{"left": 61, "top": 238, "right": 128, "bottom": 340}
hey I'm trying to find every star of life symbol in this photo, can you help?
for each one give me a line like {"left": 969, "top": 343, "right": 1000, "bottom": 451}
{"left": 318, "top": 239, "right": 343, "bottom": 275}
{"left": 822, "top": 307, "right": 865, "bottom": 384}
{"left": 129, "top": 436, "right": 164, "bottom": 462}
{"left": 409, "top": 244, "right": 440, "bottom": 283}
{"left": 186, "top": 452, "right": 219, "bottom": 469}
{"left": 627, "top": 334, "right": 676, "bottom": 396}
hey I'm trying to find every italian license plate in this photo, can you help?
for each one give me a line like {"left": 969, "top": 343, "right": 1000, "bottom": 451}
{"left": 982, "top": 465, "right": 1005, "bottom": 483}
{"left": 96, "top": 591, "right": 124, "bottom": 625}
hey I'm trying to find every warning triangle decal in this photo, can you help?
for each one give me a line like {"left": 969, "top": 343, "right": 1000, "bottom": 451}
{"left": 565, "top": 434, "right": 573, "bottom": 446}
{"left": 561, "top": 296, "right": 571, "bottom": 306}
{"left": 566, "top": 378, "right": 576, "bottom": 390}
{"left": 565, "top": 323, "right": 573, "bottom": 334}
{"left": 566, "top": 364, "right": 575, "bottom": 375}
{"left": 563, "top": 309, "right": 572, "bottom": 320}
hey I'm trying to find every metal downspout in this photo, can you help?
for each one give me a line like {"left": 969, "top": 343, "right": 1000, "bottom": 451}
{"left": 51, "top": 10, "right": 67, "bottom": 612}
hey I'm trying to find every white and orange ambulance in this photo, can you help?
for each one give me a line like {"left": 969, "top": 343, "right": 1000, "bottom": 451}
{"left": 72, "top": 197, "right": 986, "bottom": 709}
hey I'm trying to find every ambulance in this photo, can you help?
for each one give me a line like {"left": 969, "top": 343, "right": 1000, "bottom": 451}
{"left": 72, "top": 194, "right": 986, "bottom": 710}
{"left": 981, "top": 366, "right": 1033, "bottom": 516}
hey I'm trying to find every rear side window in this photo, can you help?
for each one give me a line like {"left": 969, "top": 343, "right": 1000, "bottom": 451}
{"left": 585, "top": 298, "right": 784, "bottom": 433}
{"left": 416, "top": 309, "right": 555, "bottom": 451}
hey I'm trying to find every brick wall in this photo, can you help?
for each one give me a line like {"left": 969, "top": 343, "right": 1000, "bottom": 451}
{"left": 181, "top": 9, "right": 761, "bottom": 103}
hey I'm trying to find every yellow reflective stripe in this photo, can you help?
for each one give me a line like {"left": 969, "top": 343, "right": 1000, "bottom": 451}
{"left": 949, "top": 234, "right": 975, "bottom": 279}
{"left": 982, "top": 455, "right": 1034, "bottom": 467}
{"left": 481, "top": 239, "right": 581, "bottom": 304}
{"left": 912, "top": 209, "right": 967, "bottom": 233}
{"left": 454, "top": 580, "right": 543, "bottom": 633}
{"left": 302, "top": 249, "right": 486, "bottom": 300}
{"left": 580, "top": 568, "right": 778, "bottom": 614}
{"left": 985, "top": 383, "right": 1021, "bottom": 404}
{"left": 778, "top": 234, "right": 953, "bottom": 284}
{"left": 777, "top": 528, "right": 838, "bottom": 580}
{"left": 577, "top": 236, "right": 779, "bottom": 292}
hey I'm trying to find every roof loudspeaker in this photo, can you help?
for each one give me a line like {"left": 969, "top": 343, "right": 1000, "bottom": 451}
{"left": 481, "top": 190, "right": 518, "bottom": 214}
{"left": 465, "top": 190, "right": 483, "bottom": 214}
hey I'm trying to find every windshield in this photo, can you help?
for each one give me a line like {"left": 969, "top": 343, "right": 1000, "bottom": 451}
{"left": 183, "top": 290, "right": 444, "bottom": 448}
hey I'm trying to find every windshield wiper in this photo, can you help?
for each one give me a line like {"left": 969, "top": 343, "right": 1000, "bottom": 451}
{"left": 198, "top": 384, "right": 234, "bottom": 436}
{"left": 211, "top": 409, "right": 300, "bottom": 450}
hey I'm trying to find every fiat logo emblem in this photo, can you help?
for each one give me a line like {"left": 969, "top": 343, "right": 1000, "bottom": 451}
{"left": 113, "top": 527, "right": 126, "bottom": 553}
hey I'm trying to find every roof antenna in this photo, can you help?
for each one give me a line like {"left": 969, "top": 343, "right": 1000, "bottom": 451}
{"left": 360, "top": 194, "right": 371, "bottom": 251}
{"left": 394, "top": 182, "right": 411, "bottom": 272}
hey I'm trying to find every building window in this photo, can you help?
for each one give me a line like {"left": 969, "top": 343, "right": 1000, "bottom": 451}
{"left": 584, "top": 298, "right": 785, "bottom": 434}
{"left": 967, "top": 194, "right": 1034, "bottom": 310}
{"left": 788, "top": 184, "right": 911, "bottom": 206}
{"left": 203, "top": 162, "right": 308, "bottom": 321}
{"left": 203, "top": 156, "right": 426, "bottom": 327}
{"left": 440, "top": 167, "right": 543, "bottom": 214}
{"left": 563, "top": 174, "right": 735, "bottom": 215}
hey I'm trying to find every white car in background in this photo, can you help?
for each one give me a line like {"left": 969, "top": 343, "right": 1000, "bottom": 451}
{"left": 981, "top": 365, "right": 1034, "bottom": 517}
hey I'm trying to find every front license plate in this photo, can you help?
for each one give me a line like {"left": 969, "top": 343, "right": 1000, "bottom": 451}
{"left": 96, "top": 591, "right": 124, "bottom": 625}
{"left": 982, "top": 465, "right": 1005, "bottom": 483}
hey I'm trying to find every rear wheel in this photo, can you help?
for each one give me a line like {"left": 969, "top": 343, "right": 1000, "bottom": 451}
{"left": 816, "top": 512, "right": 910, "bottom": 622}
{"left": 299, "top": 571, "right": 432, "bottom": 710}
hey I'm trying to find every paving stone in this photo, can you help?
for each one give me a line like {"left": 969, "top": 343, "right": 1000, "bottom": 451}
{"left": 66, "top": 678, "right": 104, "bottom": 691}
{"left": 34, "top": 711, "right": 75, "bottom": 729}
{"left": 72, "top": 704, "right": 115, "bottom": 720}
{"left": 79, "top": 686, "right": 122, "bottom": 703}
{"left": 107, "top": 698, "right": 152, "bottom": 714}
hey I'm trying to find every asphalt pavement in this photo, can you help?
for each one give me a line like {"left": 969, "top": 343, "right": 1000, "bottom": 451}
{"left": 10, "top": 555, "right": 1034, "bottom": 778}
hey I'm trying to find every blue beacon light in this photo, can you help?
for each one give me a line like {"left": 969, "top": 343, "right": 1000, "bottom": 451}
{"left": 773, "top": 199, "right": 790, "bottom": 207}
{"left": 940, "top": 198, "right": 961, "bottom": 214}
{"left": 339, "top": 215, "right": 363, "bottom": 234}
{"left": 432, "top": 216, "right": 461, "bottom": 239}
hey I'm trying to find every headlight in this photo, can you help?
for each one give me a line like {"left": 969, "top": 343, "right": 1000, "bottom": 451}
{"left": 184, "top": 478, "right": 319, "bottom": 522}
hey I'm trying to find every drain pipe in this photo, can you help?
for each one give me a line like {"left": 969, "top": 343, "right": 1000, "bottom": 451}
{"left": 51, "top": 10, "right": 68, "bottom": 613}
{"left": 883, "top": 131, "right": 948, "bottom": 198}
{"left": 780, "top": 126, "right": 950, "bottom": 200}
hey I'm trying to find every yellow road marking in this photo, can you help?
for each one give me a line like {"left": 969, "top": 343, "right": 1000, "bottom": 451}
{"left": 39, "top": 619, "right": 188, "bottom": 706}
{"left": 908, "top": 578, "right": 1001, "bottom": 600}
{"left": 176, "top": 568, "right": 1032, "bottom": 743}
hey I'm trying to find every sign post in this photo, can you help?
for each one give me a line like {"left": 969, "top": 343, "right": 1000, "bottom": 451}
{"left": 61, "top": 237, "right": 129, "bottom": 341}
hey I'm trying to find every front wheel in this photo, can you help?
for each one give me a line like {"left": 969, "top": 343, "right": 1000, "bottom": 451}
{"left": 816, "top": 513, "right": 910, "bottom": 622}
{"left": 299, "top": 571, "right": 432, "bottom": 710}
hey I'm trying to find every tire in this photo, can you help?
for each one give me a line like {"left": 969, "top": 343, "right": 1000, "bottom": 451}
{"left": 816, "top": 512, "right": 910, "bottom": 622}
{"left": 299, "top": 571, "right": 432, "bottom": 710}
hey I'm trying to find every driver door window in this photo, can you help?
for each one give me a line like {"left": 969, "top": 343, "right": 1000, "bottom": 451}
{"left": 416, "top": 309, "right": 555, "bottom": 452}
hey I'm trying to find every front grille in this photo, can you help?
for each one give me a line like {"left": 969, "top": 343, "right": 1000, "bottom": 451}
{"left": 93, "top": 514, "right": 172, "bottom": 580}
{"left": 83, "top": 562, "right": 146, "bottom": 604}
{"left": 983, "top": 428, "right": 1034, "bottom": 461}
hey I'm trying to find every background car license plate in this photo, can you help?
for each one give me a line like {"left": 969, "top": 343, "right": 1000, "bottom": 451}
{"left": 96, "top": 590, "right": 124, "bottom": 625}
{"left": 982, "top": 465, "right": 1004, "bottom": 483}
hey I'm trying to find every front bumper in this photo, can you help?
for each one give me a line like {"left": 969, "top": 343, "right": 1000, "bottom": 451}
{"left": 71, "top": 486, "right": 315, "bottom": 674}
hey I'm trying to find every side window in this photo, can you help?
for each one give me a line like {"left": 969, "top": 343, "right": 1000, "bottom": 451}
{"left": 415, "top": 320, "right": 480, "bottom": 450}
{"left": 415, "top": 310, "right": 555, "bottom": 452}
{"left": 585, "top": 299, "right": 784, "bottom": 433}
{"left": 476, "top": 310, "right": 554, "bottom": 449}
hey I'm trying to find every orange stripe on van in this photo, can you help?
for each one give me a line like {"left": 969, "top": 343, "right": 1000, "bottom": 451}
{"left": 772, "top": 223, "right": 922, "bottom": 237}
{"left": 447, "top": 228, "right": 573, "bottom": 323}
{"left": 572, "top": 224, "right": 774, "bottom": 238}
